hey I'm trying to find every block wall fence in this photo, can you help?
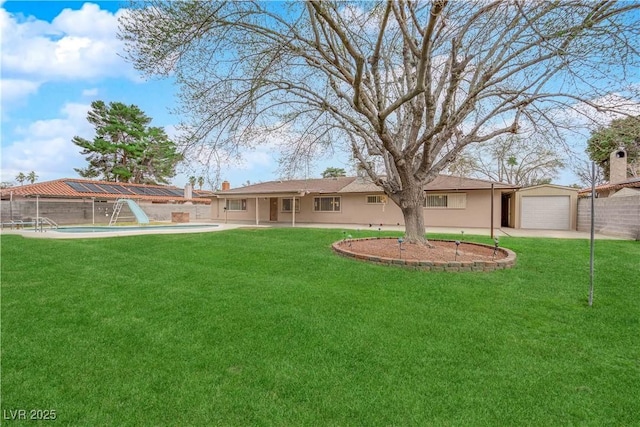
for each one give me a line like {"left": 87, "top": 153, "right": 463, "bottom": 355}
{"left": 577, "top": 195, "right": 640, "bottom": 240}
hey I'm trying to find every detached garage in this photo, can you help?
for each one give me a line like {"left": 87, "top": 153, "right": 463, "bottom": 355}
{"left": 515, "top": 184, "right": 578, "bottom": 230}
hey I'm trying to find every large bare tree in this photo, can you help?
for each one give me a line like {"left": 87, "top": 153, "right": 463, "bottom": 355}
{"left": 448, "top": 134, "right": 565, "bottom": 187}
{"left": 120, "top": 0, "right": 640, "bottom": 243}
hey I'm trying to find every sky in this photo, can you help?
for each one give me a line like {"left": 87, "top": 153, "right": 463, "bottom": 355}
{"left": 1, "top": 1, "right": 638, "bottom": 190}
{"left": 0, "top": 0, "right": 338, "bottom": 189}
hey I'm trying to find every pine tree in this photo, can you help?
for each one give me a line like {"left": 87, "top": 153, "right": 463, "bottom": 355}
{"left": 73, "top": 101, "right": 182, "bottom": 184}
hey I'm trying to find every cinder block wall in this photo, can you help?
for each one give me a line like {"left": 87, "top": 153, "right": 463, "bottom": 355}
{"left": 577, "top": 195, "right": 640, "bottom": 240}
{"left": 138, "top": 203, "right": 211, "bottom": 222}
{"left": 1, "top": 199, "right": 212, "bottom": 225}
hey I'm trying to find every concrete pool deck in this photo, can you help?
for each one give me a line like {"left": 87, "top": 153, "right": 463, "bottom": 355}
{"left": 0, "top": 223, "right": 245, "bottom": 239}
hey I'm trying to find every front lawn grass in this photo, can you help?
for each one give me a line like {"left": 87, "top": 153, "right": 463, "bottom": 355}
{"left": 1, "top": 228, "right": 639, "bottom": 425}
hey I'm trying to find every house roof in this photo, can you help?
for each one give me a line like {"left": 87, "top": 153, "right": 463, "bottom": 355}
{"left": 518, "top": 183, "right": 579, "bottom": 193}
{"left": 216, "top": 174, "right": 518, "bottom": 197}
{"left": 578, "top": 176, "right": 640, "bottom": 196}
{"left": 0, "top": 178, "right": 212, "bottom": 204}
{"left": 218, "top": 177, "right": 358, "bottom": 196}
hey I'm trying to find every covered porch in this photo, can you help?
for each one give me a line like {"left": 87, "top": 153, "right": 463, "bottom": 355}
{"left": 218, "top": 191, "right": 308, "bottom": 226}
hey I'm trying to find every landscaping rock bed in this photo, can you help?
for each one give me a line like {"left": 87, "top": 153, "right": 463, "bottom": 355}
{"left": 332, "top": 237, "right": 516, "bottom": 272}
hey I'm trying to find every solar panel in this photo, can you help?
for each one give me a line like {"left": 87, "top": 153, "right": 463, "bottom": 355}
{"left": 128, "top": 186, "right": 149, "bottom": 195}
{"left": 100, "top": 184, "right": 132, "bottom": 195}
{"left": 166, "top": 189, "right": 184, "bottom": 197}
{"left": 65, "top": 180, "right": 186, "bottom": 197}
{"left": 116, "top": 185, "right": 135, "bottom": 195}
{"left": 164, "top": 188, "right": 181, "bottom": 196}
{"left": 82, "top": 183, "right": 108, "bottom": 193}
{"left": 65, "top": 181, "right": 92, "bottom": 193}
{"left": 157, "top": 188, "right": 178, "bottom": 196}
{"left": 146, "top": 188, "right": 167, "bottom": 196}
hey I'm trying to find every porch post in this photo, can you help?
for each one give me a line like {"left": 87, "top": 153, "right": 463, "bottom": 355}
{"left": 256, "top": 197, "right": 259, "bottom": 225}
{"left": 36, "top": 195, "right": 40, "bottom": 232}
{"left": 490, "top": 183, "right": 495, "bottom": 239}
{"left": 292, "top": 197, "right": 296, "bottom": 227}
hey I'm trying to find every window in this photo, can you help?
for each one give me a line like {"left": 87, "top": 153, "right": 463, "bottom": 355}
{"left": 314, "top": 196, "right": 341, "bottom": 212}
{"left": 366, "top": 195, "right": 387, "bottom": 204}
{"left": 424, "top": 193, "right": 466, "bottom": 209}
{"left": 226, "top": 199, "right": 247, "bottom": 211}
{"left": 281, "top": 198, "right": 300, "bottom": 212}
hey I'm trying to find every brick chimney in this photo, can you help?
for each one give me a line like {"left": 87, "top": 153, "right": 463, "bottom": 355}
{"left": 609, "top": 147, "right": 627, "bottom": 184}
{"left": 221, "top": 180, "right": 230, "bottom": 191}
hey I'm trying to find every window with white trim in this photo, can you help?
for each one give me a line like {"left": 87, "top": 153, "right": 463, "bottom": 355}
{"left": 226, "top": 199, "right": 247, "bottom": 211}
{"left": 314, "top": 196, "right": 341, "bottom": 212}
{"left": 281, "top": 198, "right": 300, "bottom": 212}
{"left": 366, "top": 195, "right": 387, "bottom": 204}
{"left": 424, "top": 193, "right": 466, "bottom": 209}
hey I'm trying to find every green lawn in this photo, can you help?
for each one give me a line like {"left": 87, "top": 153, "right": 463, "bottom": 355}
{"left": 1, "top": 228, "right": 639, "bottom": 426}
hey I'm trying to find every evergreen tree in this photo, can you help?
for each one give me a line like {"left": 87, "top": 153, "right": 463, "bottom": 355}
{"left": 321, "top": 167, "right": 347, "bottom": 178}
{"left": 73, "top": 101, "right": 182, "bottom": 184}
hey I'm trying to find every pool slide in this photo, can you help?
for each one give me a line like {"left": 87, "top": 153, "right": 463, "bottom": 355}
{"left": 123, "top": 199, "right": 150, "bottom": 224}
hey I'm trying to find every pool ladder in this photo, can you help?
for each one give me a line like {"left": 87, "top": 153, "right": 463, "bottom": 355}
{"left": 109, "top": 201, "right": 124, "bottom": 226}
{"left": 35, "top": 217, "right": 59, "bottom": 231}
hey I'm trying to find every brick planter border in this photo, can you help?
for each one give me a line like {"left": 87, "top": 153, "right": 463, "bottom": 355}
{"left": 332, "top": 238, "right": 517, "bottom": 272}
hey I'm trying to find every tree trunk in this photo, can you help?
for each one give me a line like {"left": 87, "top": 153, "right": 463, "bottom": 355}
{"left": 396, "top": 186, "right": 430, "bottom": 246}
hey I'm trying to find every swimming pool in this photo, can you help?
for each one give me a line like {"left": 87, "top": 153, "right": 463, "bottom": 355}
{"left": 56, "top": 224, "right": 220, "bottom": 233}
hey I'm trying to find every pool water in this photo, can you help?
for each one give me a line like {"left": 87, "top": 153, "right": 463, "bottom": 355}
{"left": 56, "top": 224, "right": 219, "bottom": 233}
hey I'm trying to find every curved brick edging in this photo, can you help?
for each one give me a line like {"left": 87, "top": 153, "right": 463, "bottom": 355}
{"left": 332, "top": 238, "right": 517, "bottom": 272}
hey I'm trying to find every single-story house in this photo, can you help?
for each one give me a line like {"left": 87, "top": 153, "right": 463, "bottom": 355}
{"left": 214, "top": 175, "right": 521, "bottom": 229}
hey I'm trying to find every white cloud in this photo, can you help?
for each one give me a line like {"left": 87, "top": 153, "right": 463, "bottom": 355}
{"left": 563, "top": 93, "right": 640, "bottom": 128}
{"left": 0, "top": 79, "right": 41, "bottom": 103}
{"left": 0, "top": 3, "right": 137, "bottom": 105}
{"left": 1, "top": 102, "right": 93, "bottom": 182}
{"left": 82, "top": 88, "right": 99, "bottom": 97}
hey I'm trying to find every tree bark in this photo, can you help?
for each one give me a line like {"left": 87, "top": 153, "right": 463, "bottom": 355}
{"left": 394, "top": 186, "right": 429, "bottom": 245}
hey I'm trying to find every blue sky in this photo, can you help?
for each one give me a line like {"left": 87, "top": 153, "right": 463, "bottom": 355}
{"left": 1, "top": 1, "right": 638, "bottom": 189}
{"left": 1, "top": 0, "right": 328, "bottom": 189}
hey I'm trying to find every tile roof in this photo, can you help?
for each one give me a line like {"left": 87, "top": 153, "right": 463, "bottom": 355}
{"left": 217, "top": 174, "right": 518, "bottom": 196}
{"left": 578, "top": 176, "right": 640, "bottom": 196}
{"left": 0, "top": 178, "right": 212, "bottom": 204}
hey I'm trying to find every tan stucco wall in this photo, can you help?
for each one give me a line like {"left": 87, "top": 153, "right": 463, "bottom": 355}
{"left": 514, "top": 185, "right": 578, "bottom": 230}
{"left": 215, "top": 190, "right": 506, "bottom": 229}
{"left": 422, "top": 190, "right": 501, "bottom": 228}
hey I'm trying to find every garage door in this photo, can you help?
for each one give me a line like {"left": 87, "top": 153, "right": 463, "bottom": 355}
{"left": 521, "top": 196, "right": 570, "bottom": 230}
